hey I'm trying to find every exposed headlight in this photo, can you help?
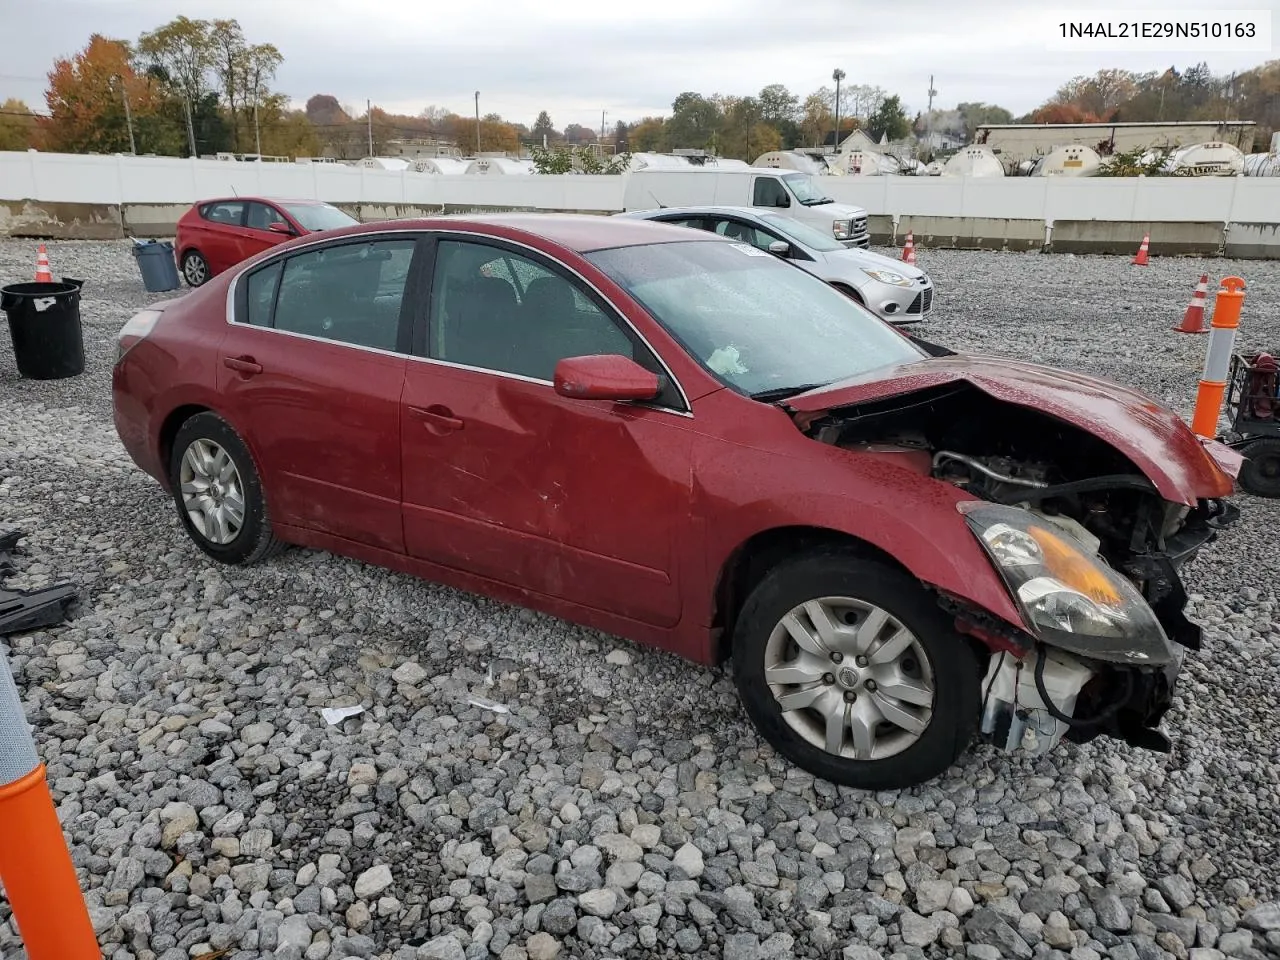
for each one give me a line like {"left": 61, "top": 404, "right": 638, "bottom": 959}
{"left": 832, "top": 219, "right": 853, "bottom": 240}
{"left": 959, "top": 502, "right": 1174, "bottom": 665}
{"left": 862, "top": 269, "right": 914, "bottom": 287}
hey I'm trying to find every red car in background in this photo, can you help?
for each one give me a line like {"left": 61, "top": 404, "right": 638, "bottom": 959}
{"left": 174, "top": 196, "right": 359, "bottom": 288}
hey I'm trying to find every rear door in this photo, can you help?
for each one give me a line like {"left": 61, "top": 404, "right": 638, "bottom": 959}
{"left": 198, "top": 200, "right": 248, "bottom": 274}
{"left": 217, "top": 234, "right": 423, "bottom": 552}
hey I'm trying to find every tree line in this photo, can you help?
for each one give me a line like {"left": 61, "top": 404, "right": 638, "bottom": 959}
{"left": 0, "top": 21, "right": 1275, "bottom": 161}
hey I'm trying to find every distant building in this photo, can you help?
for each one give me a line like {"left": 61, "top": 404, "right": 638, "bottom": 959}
{"left": 835, "top": 129, "right": 880, "bottom": 154}
{"left": 381, "top": 138, "right": 462, "bottom": 160}
{"left": 974, "top": 120, "right": 1256, "bottom": 164}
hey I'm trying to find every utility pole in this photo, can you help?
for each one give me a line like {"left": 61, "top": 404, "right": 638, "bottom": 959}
{"left": 475, "top": 91, "right": 481, "bottom": 155}
{"left": 926, "top": 75, "right": 937, "bottom": 156}
{"left": 367, "top": 99, "right": 374, "bottom": 156}
{"left": 600, "top": 109, "right": 606, "bottom": 144}
{"left": 832, "top": 68, "right": 845, "bottom": 153}
{"left": 253, "top": 65, "right": 262, "bottom": 155}
{"left": 184, "top": 94, "right": 197, "bottom": 158}
{"left": 112, "top": 76, "right": 136, "bottom": 155}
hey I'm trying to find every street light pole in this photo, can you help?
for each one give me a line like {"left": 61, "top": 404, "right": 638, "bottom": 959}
{"left": 367, "top": 99, "right": 373, "bottom": 156}
{"left": 832, "top": 68, "right": 846, "bottom": 153}
{"left": 475, "top": 91, "right": 481, "bottom": 155}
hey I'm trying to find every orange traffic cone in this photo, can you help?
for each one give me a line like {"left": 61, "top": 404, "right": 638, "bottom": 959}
{"left": 1131, "top": 233, "right": 1150, "bottom": 266}
{"left": 901, "top": 232, "right": 916, "bottom": 265}
{"left": 34, "top": 244, "right": 53, "bottom": 283}
{"left": 1173, "top": 274, "right": 1210, "bottom": 333}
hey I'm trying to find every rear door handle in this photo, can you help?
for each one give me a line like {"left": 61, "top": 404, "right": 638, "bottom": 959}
{"left": 223, "top": 356, "right": 262, "bottom": 375}
{"left": 409, "top": 404, "right": 464, "bottom": 432}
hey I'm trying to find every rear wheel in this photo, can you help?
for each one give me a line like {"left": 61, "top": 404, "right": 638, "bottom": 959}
{"left": 732, "top": 549, "right": 981, "bottom": 790}
{"left": 181, "top": 249, "right": 209, "bottom": 287}
{"left": 1238, "top": 437, "right": 1280, "bottom": 498}
{"left": 168, "top": 412, "right": 282, "bottom": 565}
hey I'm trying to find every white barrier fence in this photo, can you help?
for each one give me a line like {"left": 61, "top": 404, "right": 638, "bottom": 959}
{"left": 2, "top": 150, "right": 1279, "bottom": 240}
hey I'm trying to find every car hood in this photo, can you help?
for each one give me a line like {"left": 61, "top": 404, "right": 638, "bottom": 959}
{"left": 784, "top": 353, "right": 1237, "bottom": 505}
{"left": 821, "top": 246, "right": 926, "bottom": 279}
{"left": 809, "top": 201, "right": 865, "bottom": 219}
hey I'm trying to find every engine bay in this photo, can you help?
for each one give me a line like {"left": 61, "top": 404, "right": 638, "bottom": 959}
{"left": 797, "top": 380, "right": 1231, "bottom": 620}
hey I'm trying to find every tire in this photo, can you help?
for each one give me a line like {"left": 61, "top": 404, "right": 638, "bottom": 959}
{"left": 168, "top": 412, "right": 283, "bottom": 565}
{"left": 181, "top": 249, "right": 210, "bottom": 287}
{"left": 1238, "top": 437, "right": 1280, "bottom": 498}
{"left": 732, "top": 549, "right": 981, "bottom": 790}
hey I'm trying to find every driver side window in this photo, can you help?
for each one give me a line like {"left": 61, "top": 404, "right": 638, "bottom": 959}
{"left": 752, "top": 178, "right": 788, "bottom": 207}
{"left": 711, "top": 218, "right": 776, "bottom": 251}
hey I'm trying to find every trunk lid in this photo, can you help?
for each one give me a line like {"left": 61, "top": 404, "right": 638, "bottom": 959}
{"left": 785, "top": 354, "right": 1236, "bottom": 505}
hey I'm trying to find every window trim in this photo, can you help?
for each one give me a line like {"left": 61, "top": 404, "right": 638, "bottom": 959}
{"left": 202, "top": 199, "right": 248, "bottom": 228}
{"left": 223, "top": 226, "right": 693, "bottom": 418}
{"left": 414, "top": 231, "right": 692, "bottom": 416}
{"left": 231, "top": 233, "right": 425, "bottom": 355}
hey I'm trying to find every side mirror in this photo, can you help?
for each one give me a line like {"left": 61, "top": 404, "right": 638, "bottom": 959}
{"left": 768, "top": 240, "right": 790, "bottom": 256}
{"left": 554, "top": 354, "right": 660, "bottom": 402}
{"left": 268, "top": 221, "right": 294, "bottom": 235}
{"left": 775, "top": 195, "right": 790, "bottom": 208}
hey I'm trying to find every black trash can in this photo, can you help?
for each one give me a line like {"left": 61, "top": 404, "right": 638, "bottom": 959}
{"left": 131, "top": 239, "right": 180, "bottom": 293}
{"left": 1, "top": 279, "right": 86, "bottom": 380}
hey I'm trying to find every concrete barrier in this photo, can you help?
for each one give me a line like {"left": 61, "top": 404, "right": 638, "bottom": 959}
{"left": 1050, "top": 221, "right": 1226, "bottom": 256}
{"left": 1, "top": 151, "right": 1277, "bottom": 256}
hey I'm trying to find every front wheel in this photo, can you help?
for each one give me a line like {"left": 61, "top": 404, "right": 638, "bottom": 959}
{"left": 732, "top": 550, "right": 981, "bottom": 790}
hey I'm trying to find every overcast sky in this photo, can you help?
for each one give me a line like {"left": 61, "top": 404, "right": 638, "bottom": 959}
{"left": 0, "top": 0, "right": 1272, "bottom": 129}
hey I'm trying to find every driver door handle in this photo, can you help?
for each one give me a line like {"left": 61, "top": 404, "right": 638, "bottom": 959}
{"left": 223, "top": 356, "right": 262, "bottom": 375}
{"left": 409, "top": 404, "right": 464, "bottom": 432}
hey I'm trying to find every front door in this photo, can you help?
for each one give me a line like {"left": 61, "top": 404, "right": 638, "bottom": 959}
{"left": 217, "top": 235, "right": 421, "bottom": 552}
{"left": 400, "top": 236, "right": 693, "bottom": 627}
{"left": 241, "top": 201, "right": 293, "bottom": 260}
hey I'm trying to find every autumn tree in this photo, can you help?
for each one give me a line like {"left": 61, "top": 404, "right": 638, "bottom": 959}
{"left": 306, "top": 94, "right": 349, "bottom": 126}
{"left": 0, "top": 99, "right": 40, "bottom": 151}
{"left": 800, "top": 90, "right": 832, "bottom": 146}
{"left": 44, "top": 34, "right": 173, "bottom": 154}
{"left": 627, "top": 116, "right": 666, "bottom": 152}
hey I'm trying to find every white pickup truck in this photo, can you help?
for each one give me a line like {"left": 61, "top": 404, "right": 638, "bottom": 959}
{"left": 621, "top": 167, "right": 870, "bottom": 248}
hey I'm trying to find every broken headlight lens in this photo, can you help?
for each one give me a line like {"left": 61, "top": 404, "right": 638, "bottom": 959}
{"left": 959, "top": 502, "right": 1174, "bottom": 665}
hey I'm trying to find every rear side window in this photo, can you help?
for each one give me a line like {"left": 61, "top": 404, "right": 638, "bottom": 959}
{"left": 270, "top": 239, "right": 417, "bottom": 352}
{"left": 203, "top": 201, "right": 245, "bottom": 225}
{"left": 245, "top": 261, "right": 281, "bottom": 327}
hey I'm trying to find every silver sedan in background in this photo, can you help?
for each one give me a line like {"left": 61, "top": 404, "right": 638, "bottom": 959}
{"left": 617, "top": 205, "right": 935, "bottom": 324}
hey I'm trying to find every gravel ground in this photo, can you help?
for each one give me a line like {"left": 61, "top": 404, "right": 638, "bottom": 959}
{"left": 1, "top": 237, "right": 1279, "bottom": 960}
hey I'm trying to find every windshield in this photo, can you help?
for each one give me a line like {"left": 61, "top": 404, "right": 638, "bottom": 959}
{"left": 783, "top": 173, "right": 833, "bottom": 206}
{"left": 585, "top": 240, "right": 924, "bottom": 399}
{"left": 759, "top": 212, "right": 847, "bottom": 252}
{"left": 281, "top": 202, "right": 359, "bottom": 232}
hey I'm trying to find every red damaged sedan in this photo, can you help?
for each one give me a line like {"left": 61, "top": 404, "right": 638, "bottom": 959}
{"left": 111, "top": 214, "right": 1243, "bottom": 789}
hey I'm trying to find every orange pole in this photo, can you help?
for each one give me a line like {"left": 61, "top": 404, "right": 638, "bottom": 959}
{"left": 0, "top": 647, "right": 100, "bottom": 960}
{"left": 1190, "top": 276, "right": 1246, "bottom": 438}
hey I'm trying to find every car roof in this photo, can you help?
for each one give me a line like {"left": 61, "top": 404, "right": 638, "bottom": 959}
{"left": 621, "top": 205, "right": 780, "bottom": 221}
{"left": 196, "top": 196, "right": 327, "bottom": 206}
{"left": 308, "top": 213, "right": 731, "bottom": 254}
